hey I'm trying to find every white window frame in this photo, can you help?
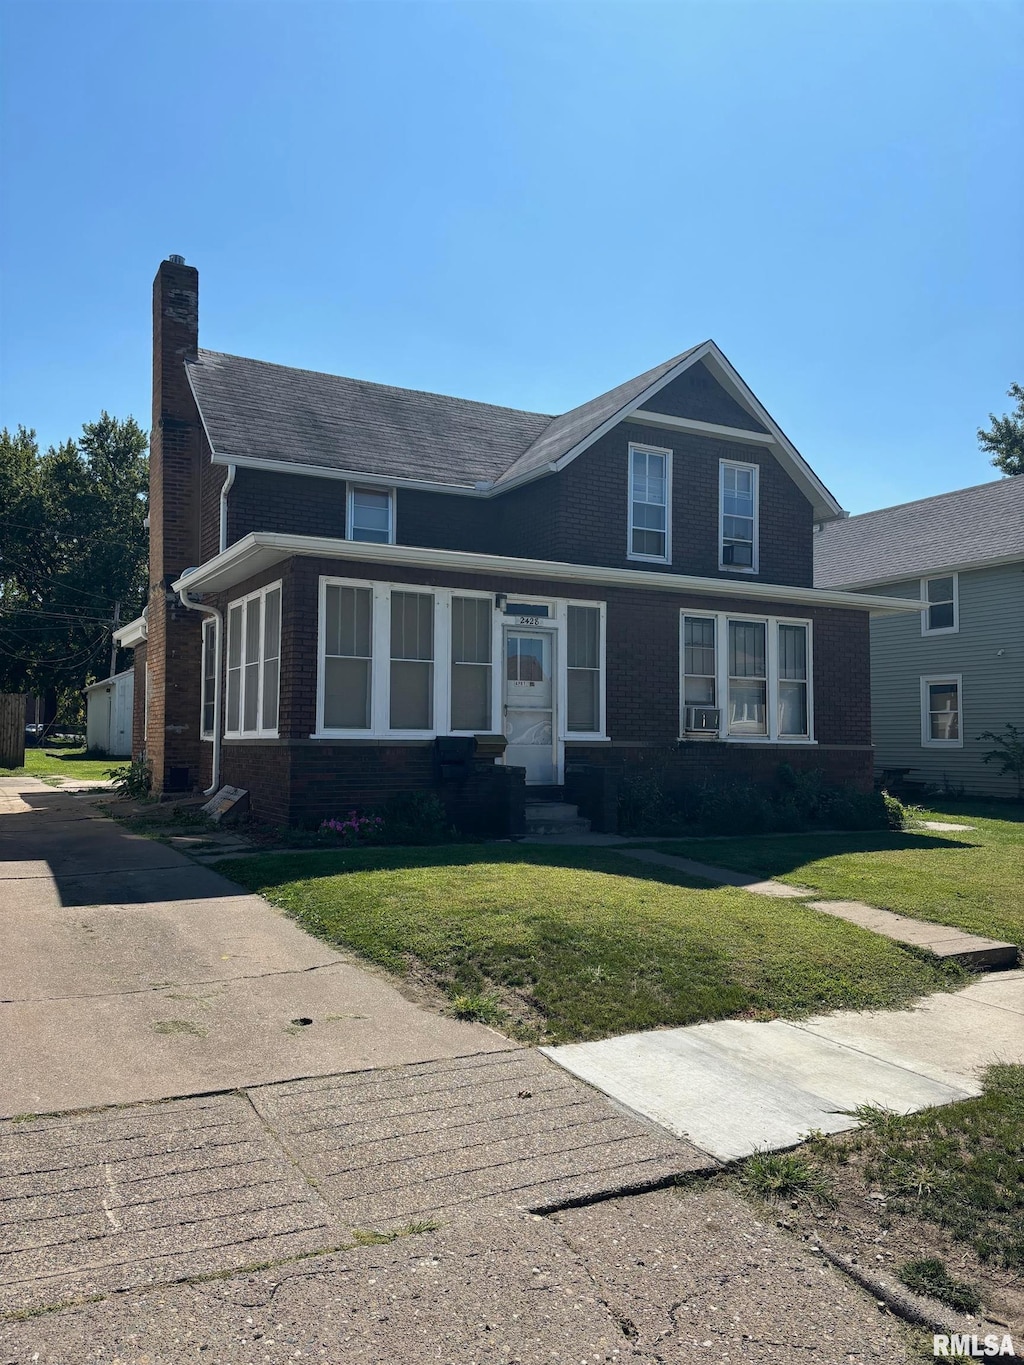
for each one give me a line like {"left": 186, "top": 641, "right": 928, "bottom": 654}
{"left": 920, "top": 572, "right": 959, "bottom": 636}
{"left": 627, "top": 442, "right": 673, "bottom": 565}
{"left": 719, "top": 459, "right": 759, "bottom": 574}
{"left": 314, "top": 579, "right": 608, "bottom": 744}
{"left": 200, "top": 617, "right": 218, "bottom": 741}
{"left": 346, "top": 484, "right": 396, "bottom": 545}
{"left": 223, "top": 580, "right": 282, "bottom": 740}
{"left": 678, "top": 611, "right": 814, "bottom": 744}
{"left": 920, "top": 674, "right": 963, "bottom": 748}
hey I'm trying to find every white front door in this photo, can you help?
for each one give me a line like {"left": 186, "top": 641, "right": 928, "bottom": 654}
{"left": 503, "top": 628, "right": 557, "bottom": 785}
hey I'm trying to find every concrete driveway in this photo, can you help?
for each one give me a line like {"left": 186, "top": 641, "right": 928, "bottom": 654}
{"left": 0, "top": 776, "right": 507, "bottom": 1116}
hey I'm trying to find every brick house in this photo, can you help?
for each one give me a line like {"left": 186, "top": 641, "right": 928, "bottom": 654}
{"left": 116, "top": 256, "right": 918, "bottom": 834}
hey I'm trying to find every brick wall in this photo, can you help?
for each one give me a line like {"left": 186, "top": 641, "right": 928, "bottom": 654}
{"left": 640, "top": 359, "right": 769, "bottom": 432}
{"left": 131, "top": 642, "right": 147, "bottom": 756}
{"left": 204, "top": 553, "right": 871, "bottom": 826}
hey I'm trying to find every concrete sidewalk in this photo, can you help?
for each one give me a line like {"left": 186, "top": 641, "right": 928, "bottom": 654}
{"left": 545, "top": 969, "right": 1024, "bottom": 1160}
{"left": 0, "top": 776, "right": 510, "bottom": 1116}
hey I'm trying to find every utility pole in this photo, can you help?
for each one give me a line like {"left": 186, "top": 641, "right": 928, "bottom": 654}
{"left": 110, "top": 600, "right": 120, "bottom": 679}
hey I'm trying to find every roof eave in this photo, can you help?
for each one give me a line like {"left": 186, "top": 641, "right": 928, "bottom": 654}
{"left": 173, "top": 533, "right": 922, "bottom": 613}
{"left": 818, "top": 549, "right": 1024, "bottom": 592}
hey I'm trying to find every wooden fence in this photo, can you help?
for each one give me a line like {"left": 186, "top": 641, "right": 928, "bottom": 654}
{"left": 0, "top": 694, "right": 26, "bottom": 769}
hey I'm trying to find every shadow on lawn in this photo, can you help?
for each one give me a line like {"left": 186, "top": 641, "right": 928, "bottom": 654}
{"left": 220, "top": 831, "right": 974, "bottom": 895}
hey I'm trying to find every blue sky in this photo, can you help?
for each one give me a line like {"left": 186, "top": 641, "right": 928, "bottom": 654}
{"left": 2, "top": 0, "right": 1021, "bottom": 514}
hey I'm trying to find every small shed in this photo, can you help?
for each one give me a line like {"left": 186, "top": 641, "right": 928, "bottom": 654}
{"left": 85, "top": 670, "right": 134, "bottom": 757}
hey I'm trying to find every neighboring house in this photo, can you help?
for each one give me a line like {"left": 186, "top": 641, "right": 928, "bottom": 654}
{"left": 84, "top": 669, "right": 134, "bottom": 757}
{"left": 814, "top": 478, "right": 1024, "bottom": 798}
{"left": 114, "top": 256, "right": 918, "bottom": 833}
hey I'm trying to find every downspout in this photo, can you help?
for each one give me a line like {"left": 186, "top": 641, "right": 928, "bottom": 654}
{"left": 219, "top": 463, "right": 236, "bottom": 554}
{"left": 177, "top": 589, "right": 223, "bottom": 796}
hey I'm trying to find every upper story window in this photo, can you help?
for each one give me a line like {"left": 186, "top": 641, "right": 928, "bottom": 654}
{"left": 720, "top": 460, "right": 758, "bottom": 572}
{"left": 628, "top": 444, "right": 671, "bottom": 563}
{"left": 347, "top": 486, "right": 394, "bottom": 544}
{"left": 225, "top": 581, "right": 282, "bottom": 739}
{"left": 921, "top": 573, "right": 958, "bottom": 635}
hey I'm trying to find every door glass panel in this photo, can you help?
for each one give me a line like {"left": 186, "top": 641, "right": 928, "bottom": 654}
{"left": 504, "top": 631, "right": 554, "bottom": 782}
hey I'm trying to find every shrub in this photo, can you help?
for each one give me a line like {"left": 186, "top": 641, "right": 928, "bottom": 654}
{"left": 106, "top": 755, "right": 151, "bottom": 800}
{"left": 381, "top": 790, "right": 452, "bottom": 845}
{"left": 616, "top": 764, "right": 905, "bottom": 837}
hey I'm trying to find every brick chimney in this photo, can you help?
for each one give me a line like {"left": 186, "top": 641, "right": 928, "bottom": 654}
{"left": 147, "top": 257, "right": 203, "bottom": 793}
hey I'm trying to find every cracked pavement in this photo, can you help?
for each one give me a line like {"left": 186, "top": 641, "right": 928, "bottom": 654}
{"left": 0, "top": 777, "right": 917, "bottom": 1361}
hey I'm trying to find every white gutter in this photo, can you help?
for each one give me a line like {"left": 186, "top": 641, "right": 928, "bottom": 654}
{"left": 177, "top": 589, "right": 223, "bottom": 797}
{"left": 113, "top": 611, "right": 148, "bottom": 648}
{"left": 219, "top": 462, "right": 236, "bottom": 554}
{"left": 173, "top": 532, "right": 924, "bottom": 615}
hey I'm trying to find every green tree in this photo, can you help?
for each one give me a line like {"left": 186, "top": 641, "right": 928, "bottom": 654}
{"left": 0, "top": 415, "right": 148, "bottom": 712}
{"left": 978, "top": 382, "right": 1024, "bottom": 476}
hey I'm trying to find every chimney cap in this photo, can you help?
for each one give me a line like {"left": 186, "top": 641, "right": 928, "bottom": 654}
{"left": 167, "top": 254, "right": 186, "bottom": 265}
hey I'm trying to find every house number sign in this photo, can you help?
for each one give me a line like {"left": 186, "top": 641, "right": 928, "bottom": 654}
{"left": 516, "top": 615, "right": 543, "bottom": 627}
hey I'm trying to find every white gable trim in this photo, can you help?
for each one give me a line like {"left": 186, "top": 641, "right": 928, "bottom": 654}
{"left": 542, "top": 342, "right": 843, "bottom": 522}
{"left": 631, "top": 412, "right": 777, "bottom": 446}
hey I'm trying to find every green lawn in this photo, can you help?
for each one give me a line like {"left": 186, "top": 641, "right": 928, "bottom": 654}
{"left": 815, "top": 1063, "right": 1024, "bottom": 1271}
{"left": 0, "top": 747, "right": 116, "bottom": 783}
{"left": 224, "top": 845, "right": 962, "bottom": 1044}
{"left": 626, "top": 802, "right": 1024, "bottom": 948}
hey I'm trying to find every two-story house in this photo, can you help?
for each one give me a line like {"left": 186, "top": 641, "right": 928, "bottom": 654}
{"left": 815, "top": 478, "right": 1024, "bottom": 798}
{"left": 115, "top": 257, "right": 919, "bottom": 834}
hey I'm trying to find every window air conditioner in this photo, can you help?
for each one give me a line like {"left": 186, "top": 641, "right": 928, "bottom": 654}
{"left": 722, "top": 543, "right": 753, "bottom": 567}
{"left": 684, "top": 706, "right": 721, "bottom": 735}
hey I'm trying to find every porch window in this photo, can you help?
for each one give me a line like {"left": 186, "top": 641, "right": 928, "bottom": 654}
{"left": 566, "top": 604, "right": 601, "bottom": 732}
{"left": 390, "top": 591, "right": 434, "bottom": 730}
{"left": 200, "top": 618, "right": 217, "bottom": 740}
{"left": 224, "top": 581, "right": 282, "bottom": 739}
{"left": 450, "top": 595, "right": 492, "bottom": 731}
{"left": 727, "top": 619, "right": 767, "bottom": 735}
{"left": 347, "top": 486, "right": 394, "bottom": 544}
{"left": 628, "top": 444, "right": 671, "bottom": 562}
{"left": 777, "top": 622, "right": 809, "bottom": 738}
{"left": 921, "top": 574, "right": 958, "bottom": 634}
{"left": 323, "top": 583, "right": 373, "bottom": 729}
{"left": 720, "top": 460, "right": 758, "bottom": 571}
{"left": 682, "top": 615, "right": 717, "bottom": 709}
{"left": 921, "top": 675, "right": 962, "bottom": 746}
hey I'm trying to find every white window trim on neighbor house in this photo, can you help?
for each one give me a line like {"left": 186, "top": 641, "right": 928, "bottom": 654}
{"left": 920, "top": 673, "right": 963, "bottom": 748}
{"left": 920, "top": 572, "right": 959, "bottom": 636}
{"left": 314, "top": 577, "right": 607, "bottom": 743}
{"left": 719, "top": 458, "right": 760, "bottom": 574}
{"left": 200, "top": 617, "right": 218, "bottom": 741}
{"left": 224, "top": 580, "right": 282, "bottom": 739}
{"left": 346, "top": 485, "right": 396, "bottom": 545}
{"left": 626, "top": 442, "right": 673, "bottom": 565}
{"left": 679, "top": 610, "right": 814, "bottom": 743}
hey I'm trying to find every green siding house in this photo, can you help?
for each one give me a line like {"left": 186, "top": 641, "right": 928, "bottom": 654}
{"left": 814, "top": 479, "right": 1024, "bottom": 798}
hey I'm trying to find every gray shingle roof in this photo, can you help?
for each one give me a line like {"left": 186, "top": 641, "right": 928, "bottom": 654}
{"left": 497, "top": 345, "right": 704, "bottom": 485}
{"left": 814, "top": 478, "right": 1024, "bottom": 588}
{"left": 186, "top": 345, "right": 706, "bottom": 491}
{"left": 187, "top": 350, "right": 554, "bottom": 487}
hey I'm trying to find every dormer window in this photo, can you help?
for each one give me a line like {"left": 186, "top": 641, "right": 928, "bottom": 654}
{"left": 628, "top": 444, "right": 672, "bottom": 563}
{"left": 347, "top": 486, "right": 394, "bottom": 544}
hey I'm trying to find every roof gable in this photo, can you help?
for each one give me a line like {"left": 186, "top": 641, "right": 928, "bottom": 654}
{"left": 186, "top": 340, "right": 843, "bottom": 520}
{"left": 814, "top": 477, "right": 1024, "bottom": 588}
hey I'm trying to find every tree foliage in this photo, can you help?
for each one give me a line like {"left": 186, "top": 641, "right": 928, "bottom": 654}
{"left": 0, "top": 414, "right": 148, "bottom": 703}
{"left": 977, "top": 382, "right": 1024, "bottom": 477}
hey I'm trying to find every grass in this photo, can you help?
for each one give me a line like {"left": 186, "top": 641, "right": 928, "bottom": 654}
{"left": 897, "top": 1258, "right": 982, "bottom": 1314}
{"left": 740, "top": 1150, "right": 836, "bottom": 1207}
{"left": 223, "top": 844, "right": 962, "bottom": 1044}
{"left": 814, "top": 1064, "right": 1024, "bottom": 1271}
{"left": 625, "top": 801, "right": 1024, "bottom": 947}
{"left": 1, "top": 746, "right": 116, "bottom": 783}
